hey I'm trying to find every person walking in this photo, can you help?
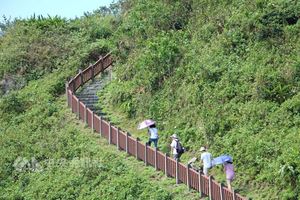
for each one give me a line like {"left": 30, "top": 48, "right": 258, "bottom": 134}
{"left": 147, "top": 124, "right": 159, "bottom": 148}
{"left": 200, "top": 146, "right": 213, "bottom": 176}
{"left": 170, "top": 134, "right": 184, "bottom": 161}
{"left": 224, "top": 161, "right": 235, "bottom": 191}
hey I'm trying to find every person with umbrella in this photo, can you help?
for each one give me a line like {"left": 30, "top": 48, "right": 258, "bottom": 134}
{"left": 224, "top": 160, "right": 235, "bottom": 191}
{"left": 138, "top": 119, "right": 159, "bottom": 148}
{"left": 212, "top": 155, "right": 235, "bottom": 191}
{"left": 147, "top": 123, "right": 159, "bottom": 148}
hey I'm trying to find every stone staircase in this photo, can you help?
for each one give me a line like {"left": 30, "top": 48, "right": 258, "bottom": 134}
{"left": 67, "top": 55, "right": 248, "bottom": 200}
{"left": 75, "top": 73, "right": 110, "bottom": 116}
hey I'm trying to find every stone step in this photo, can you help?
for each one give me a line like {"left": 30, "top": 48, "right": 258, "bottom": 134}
{"left": 80, "top": 91, "right": 100, "bottom": 95}
{"left": 81, "top": 88, "right": 100, "bottom": 92}
{"left": 76, "top": 94, "right": 99, "bottom": 98}
{"left": 84, "top": 81, "right": 103, "bottom": 85}
{"left": 83, "top": 87, "right": 102, "bottom": 91}
{"left": 80, "top": 92, "right": 99, "bottom": 95}
{"left": 80, "top": 103, "right": 99, "bottom": 108}
{"left": 78, "top": 99, "right": 98, "bottom": 103}
{"left": 79, "top": 101, "right": 98, "bottom": 104}
{"left": 94, "top": 111, "right": 104, "bottom": 116}
{"left": 79, "top": 102, "right": 98, "bottom": 105}
{"left": 84, "top": 84, "right": 103, "bottom": 88}
{"left": 86, "top": 106, "right": 100, "bottom": 111}
{"left": 80, "top": 98, "right": 96, "bottom": 101}
{"left": 76, "top": 77, "right": 107, "bottom": 118}
{"left": 78, "top": 94, "right": 98, "bottom": 98}
{"left": 85, "top": 85, "right": 103, "bottom": 88}
{"left": 78, "top": 96, "right": 98, "bottom": 101}
{"left": 79, "top": 84, "right": 102, "bottom": 88}
{"left": 85, "top": 81, "right": 103, "bottom": 85}
{"left": 79, "top": 99, "right": 98, "bottom": 103}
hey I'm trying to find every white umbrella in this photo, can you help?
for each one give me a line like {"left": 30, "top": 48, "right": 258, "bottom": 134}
{"left": 137, "top": 119, "right": 156, "bottom": 130}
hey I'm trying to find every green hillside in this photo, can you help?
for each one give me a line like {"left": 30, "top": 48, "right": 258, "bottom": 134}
{"left": 0, "top": 0, "right": 299, "bottom": 199}
{"left": 97, "top": 0, "right": 300, "bottom": 199}
{"left": 0, "top": 9, "right": 198, "bottom": 200}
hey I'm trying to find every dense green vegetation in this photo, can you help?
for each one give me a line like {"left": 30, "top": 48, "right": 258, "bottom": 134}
{"left": 97, "top": 0, "right": 300, "bottom": 199}
{"left": 0, "top": 8, "right": 197, "bottom": 200}
{"left": 1, "top": 0, "right": 299, "bottom": 199}
{"left": 0, "top": 89, "right": 195, "bottom": 199}
{"left": 0, "top": 12, "right": 114, "bottom": 95}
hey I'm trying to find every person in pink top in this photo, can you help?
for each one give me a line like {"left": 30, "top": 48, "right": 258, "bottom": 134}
{"left": 224, "top": 161, "right": 235, "bottom": 191}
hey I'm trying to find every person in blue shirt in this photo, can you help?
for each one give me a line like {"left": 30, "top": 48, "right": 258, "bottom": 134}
{"left": 200, "top": 146, "right": 213, "bottom": 176}
{"left": 147, "top": 124, "right": 159, "bottom": 148}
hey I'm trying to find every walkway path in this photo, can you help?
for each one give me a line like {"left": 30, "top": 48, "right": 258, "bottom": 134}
{"left": 66, "top": 53, "right": 247, "bottom": 200}
{"left": 75, "top": 73, "right": 110, "bottom": 116}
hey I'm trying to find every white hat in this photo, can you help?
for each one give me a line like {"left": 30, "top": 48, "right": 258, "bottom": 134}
{"left": 200, "top": 146, "right": 206, "bottom": 152}
{"left": 170, "top": 134, "right": 178, "bottom": 139}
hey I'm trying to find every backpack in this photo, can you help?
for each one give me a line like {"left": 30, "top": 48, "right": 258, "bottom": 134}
{"left": 176, "top": 141, "right": 185, "bottom": 154}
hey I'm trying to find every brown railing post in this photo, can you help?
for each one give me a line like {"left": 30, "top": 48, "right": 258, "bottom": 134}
{"left": 155, "top": 148, "right": 158, "bottom": 170}
{"left": 116, "top": 128, "right": 120, "bottom": 150}
{"left": 176, "top": 159, "right": 179, "bottom": 184}
{"left": 233, "top": 189, "right": 236, "bottom": 200}
{"left": 108, "top": 122, "right": 111, "bottom": 144}
{"left": 135, "top": 138, "right": 139, "bottom": 160}
{"left": 99, "top": 116, "right": 102, "bottom": 136}
{"left": 209, "top": 176, "right": 212, "bottom": 200}
{"left": 91, "top": 111, "right": 94, "bottom": 132}
{"left": 220, "top": 183, "right": 224, "bottom": 200}
{"left": 165, "top": 153, "right": 168, "bottom": 177}
{"left": 76, "top": 99, "right": 80, "bottom": 119}
{"left": 145, "top": 143, "right": 148, "bottom": 166}
{"left": 125, "top": 132, "right": 129, "bottom": 154}
{"left": 198, "top": 171, "right": 203, "bottom": 198}
{"left": 187, "top": 164, "right": 190, "bottom": 190}
{"left": 84, "top": 105, "right": 88, "bottom": 124}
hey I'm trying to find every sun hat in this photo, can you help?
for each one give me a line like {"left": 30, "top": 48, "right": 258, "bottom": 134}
{"left": 200, "top": 146, "right": 206, "bottom": 152}
{"left": 170, "top": 134, "right": 178, "bottom": 139}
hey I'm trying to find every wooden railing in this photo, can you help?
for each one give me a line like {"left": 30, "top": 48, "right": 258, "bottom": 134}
{"left": 65, "top": 53, "right": 248, "bottom": 200}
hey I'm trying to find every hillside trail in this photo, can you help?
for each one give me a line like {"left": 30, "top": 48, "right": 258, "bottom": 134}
{"left": 75, "top": 71, "right": 110, "bottom": 115}
{"left": 73, "top": 70, "right": 204, "bottom": 199}
{"left": 70, "top": 65, "right": 246, "bottom": 200}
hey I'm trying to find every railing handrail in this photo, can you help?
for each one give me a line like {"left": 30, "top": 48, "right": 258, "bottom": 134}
{"left": 65, "top": 52, "right": 248, "bottom": 200}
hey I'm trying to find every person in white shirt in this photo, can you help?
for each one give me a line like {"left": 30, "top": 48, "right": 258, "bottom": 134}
{"left": 170, "top": 134, "right": 181, "bottom": 161}
{"left": 200, "top": 146, "right": 213, "bottom": 176}
{"left": 147, "top": 124, "right": 159, "bottom": 148}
